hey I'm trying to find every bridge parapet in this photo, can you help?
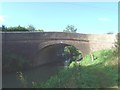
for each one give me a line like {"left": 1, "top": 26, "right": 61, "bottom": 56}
{"left": 2, "top": 32, "right": 89, "bottom": 41}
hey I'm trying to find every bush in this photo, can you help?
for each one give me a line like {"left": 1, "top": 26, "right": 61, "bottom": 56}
{"left": 64, "top": 46, "right": 83, "bottom": 62}
{"left": 2, "top": 25, "right": 29, "bottom": 31}
{"left": 115, "top": 33, "right": 120, "bottom": 55}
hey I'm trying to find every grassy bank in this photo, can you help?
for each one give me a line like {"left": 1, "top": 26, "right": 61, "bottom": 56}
{"left": 34, "top": 49, "right": 118, "bottom": 88}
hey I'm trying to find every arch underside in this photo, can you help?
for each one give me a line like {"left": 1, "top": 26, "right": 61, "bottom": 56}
{"left": 39, "top": 40, "right": 90, "bottom": 57}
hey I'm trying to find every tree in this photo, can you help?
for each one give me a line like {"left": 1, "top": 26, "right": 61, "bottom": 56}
{"left": 27, "top": 25, "right": 35, "bottom": 31}
{"left": 63, "top": 46, "right": 83, "bottom": 66}
{"left": 2, "top": 25, "right": 7, "bottom": 31}
{"left": 63, "top": 25, "right": 77, "bottom": 33}
{"left": 37, "top": 29, "right": 44, "bottom": 32}
{"left": 1, "top": 25, "right": 44, "bottom": 32}
{"left": 7, "top": 25, "right": 28, "bottom": 31}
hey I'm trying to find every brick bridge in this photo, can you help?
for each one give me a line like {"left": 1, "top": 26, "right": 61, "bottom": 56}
{"left": 2, "top": 32, "right": 116, "bottom": 67}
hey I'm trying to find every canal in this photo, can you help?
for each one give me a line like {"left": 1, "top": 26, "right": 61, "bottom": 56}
{"left": 3, "top": 62, "right": 64, "bottom": 88}
{"left": 3, "top": 44, "right": 72, "bottom": 88}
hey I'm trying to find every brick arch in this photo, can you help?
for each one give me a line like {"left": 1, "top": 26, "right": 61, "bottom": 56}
{"left": 38, "top": 39, "right": 90, "bottom": 57}
{"left": 33, "top": 42, "right": 84, "bottom": 67}
{"left": 39, "top": 41, "right": 79, "bottom": 51}
{"left": 40, "top": 43, "right": 83, "bottom": 56}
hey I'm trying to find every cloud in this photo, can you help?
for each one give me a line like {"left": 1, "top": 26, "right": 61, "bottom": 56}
{"left": 0, "top": 15, "right": 5, "bottom": 24}
{"left": 97, "top": 17, "right": 112, "bottom": 22}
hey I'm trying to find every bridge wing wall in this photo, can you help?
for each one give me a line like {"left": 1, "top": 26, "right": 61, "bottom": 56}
{"left": 87, "top": 34, "right": 116, "bottom": 52}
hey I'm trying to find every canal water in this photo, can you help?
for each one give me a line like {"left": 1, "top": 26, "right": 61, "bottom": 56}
{"left": 3, "top": 44, "right": 70, "bottom": 88}
{"left": 3, "top": 62, "right": 64, "bottom": 88}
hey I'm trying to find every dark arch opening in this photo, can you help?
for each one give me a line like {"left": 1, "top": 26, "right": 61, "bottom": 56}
{"left": 33, "top": 43, "right": 83, "bottom": 67}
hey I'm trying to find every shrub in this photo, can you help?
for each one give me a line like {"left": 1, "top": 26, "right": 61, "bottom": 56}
{"left": 114, "top": 33, "right": 120, "bottom": 55}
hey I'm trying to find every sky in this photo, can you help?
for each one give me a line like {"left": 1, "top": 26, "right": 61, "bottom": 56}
{"left": 0, "top": 2, "right": 118, "bottom": 34}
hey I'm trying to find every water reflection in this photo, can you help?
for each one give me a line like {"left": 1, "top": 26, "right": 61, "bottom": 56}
{"left": 3, "top": 62, "right": 64, "bottom": 88}
{"left": 3, "top": 44, "right": 68, "bottom": 88}
{"left": 3, "top": 44, "right": 82, "bottom": 88}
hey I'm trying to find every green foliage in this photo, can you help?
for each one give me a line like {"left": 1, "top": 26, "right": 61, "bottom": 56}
{"left": 1, "top": 25, "right": 44, "bottom": 32}
{"left": 80, "top": 49, "right": 116, "bottom": 66}
{"left": 63, "top": 25, "right": 77, "bottom": 33}
{"left": 2, "top": 25, "right": 7, "bottom": 31}
{"left": 34, "top": 49, "right": 118, "bottom": 88}
{"left": 115, "top": 33, "right": 120, "bottom": 55}
{"left": 33, "top": 67, "right": 78, "bottom": 88}
{"left": 36, "top": 29, "right": 44, "bottom": 32}
{"left": 6, "top": 25, "right": 29, "bottom": 31}
{"left": 64, "top": 46, "right": 82, "bottom": 62}
{"left": 26, "top": 25, "right": 35, "bottom": 31}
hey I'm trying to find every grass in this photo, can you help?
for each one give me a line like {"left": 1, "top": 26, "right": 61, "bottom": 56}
{"left": 34, "top": 49, "right": 118, "bottom": 88}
